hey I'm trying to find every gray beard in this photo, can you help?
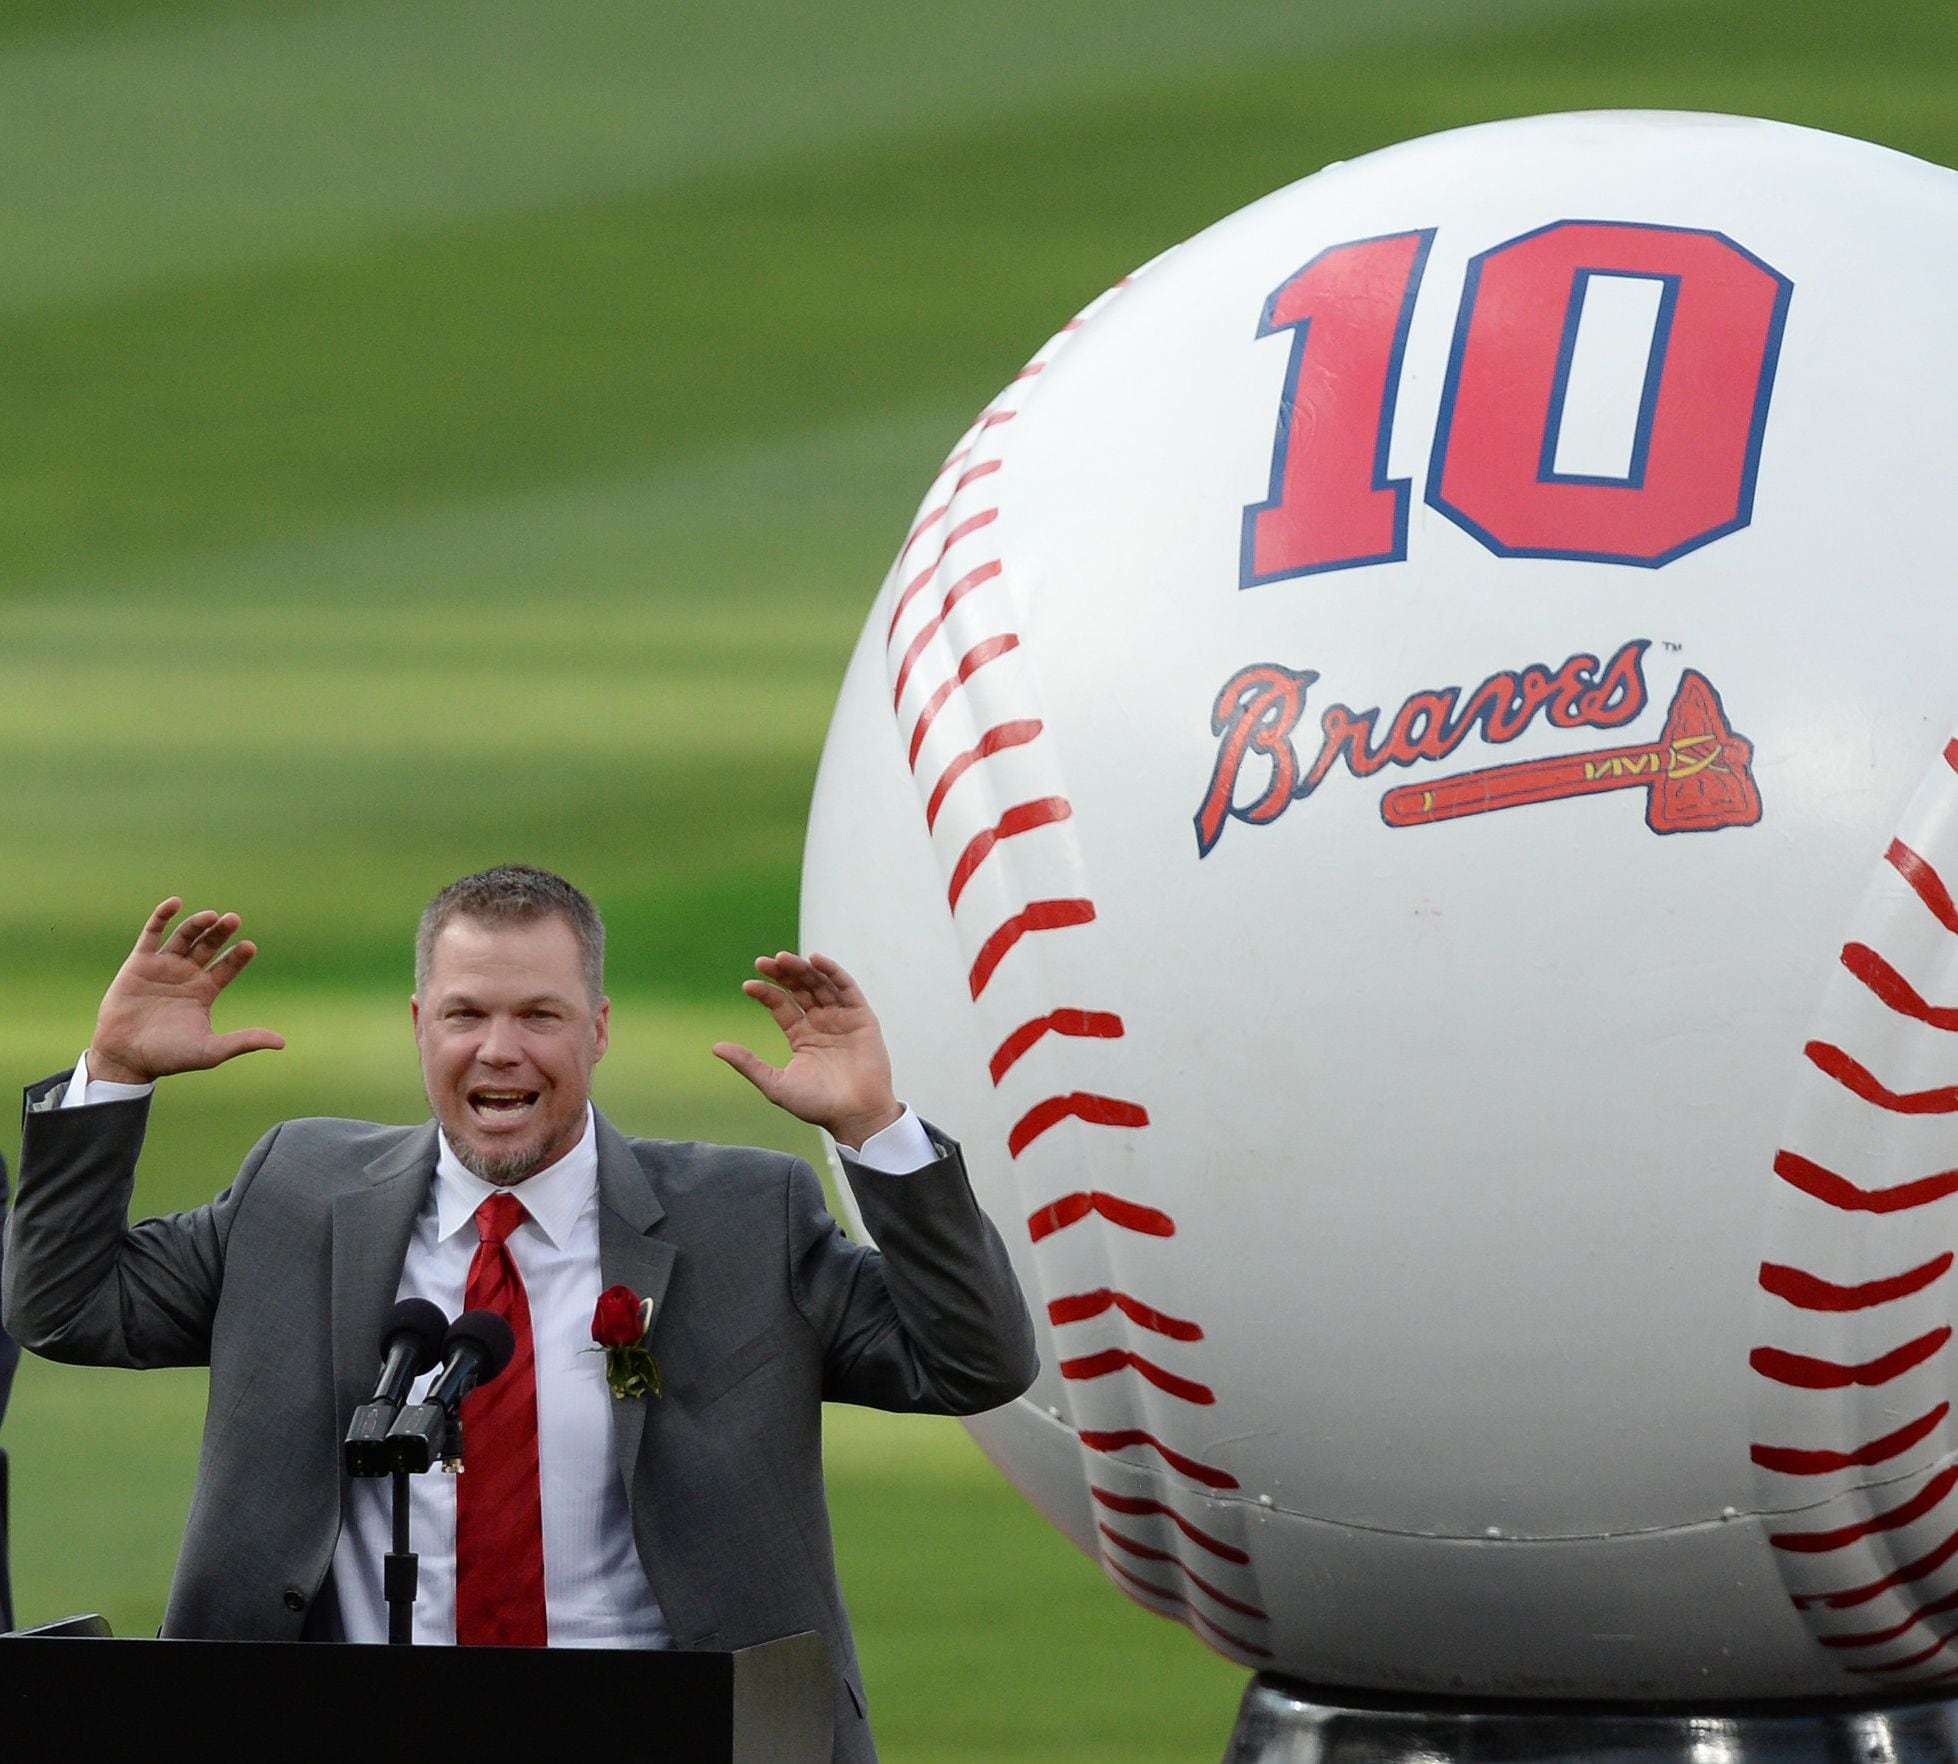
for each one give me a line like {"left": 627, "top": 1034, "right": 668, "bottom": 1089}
{"left": 451, "top": 1140, "right": 549, "bottom": 1187}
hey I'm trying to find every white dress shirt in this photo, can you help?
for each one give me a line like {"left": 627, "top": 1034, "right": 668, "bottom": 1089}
{"left": 61, "top": 1053, "right": 934, "bottom": 1645}
{"left": 334, "top": 1106, "right": 666, "bottom": 1646}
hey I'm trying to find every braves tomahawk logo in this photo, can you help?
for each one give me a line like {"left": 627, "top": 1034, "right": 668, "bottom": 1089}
{"left": 1195, "top": 638, "right": 1762, "bottom": 854}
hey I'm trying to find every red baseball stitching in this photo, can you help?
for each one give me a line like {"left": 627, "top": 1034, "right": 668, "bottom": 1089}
{"left": 906, "top": 635, "right": 1021, "bottom": 768}
{"left": 1050, "top": 1288, "right": 1203, "bottom": 1341}
{"left": 1819, "top": 1588, "right": 1958, "bottom": 1649}
{"left": 1887, "top": 840, "right": 1958, "bottom": 933}
{"left": 1098, "top": 1527, "right": 1268, "bottom": 1616}
{"left": 889, "top": 508, "right": 1001, "bottom": 638}
{"left": 1760, "top": 752, "right": 1958, "bottom": 1696}
{"left": 1772, "top": 1149, "right": 1958, "bottom": 1213}
{"left": 947, "top": 797, "right": 1073, "bottom": 910}
{"left": 990, "top": 1010, "right": 1125, "bottom": 1084}
{"left": 1845, "top": 1634, "right": 1957, "bottom": 1674}
{"left": 1770, "top": 1465, "right": 1958, "bottom": 1552}
{"left": 1832, "top": 1628, "right": 1958, "bottom": 1675}
{"left": 899, "top": 459, "right": 1003, "bottom": 558}
{"left": 1027, "top": 1190, "right": 1174, "bottom": 1243}
{"left": 1008, "top": 1092, "right": 1150, "bottom": 1158}
{"left": 1795, "top": 1526, "right": 1958, "bottom": 1609}
{"left": 1752, "top": 1403, "right": 1948, "bottom": 1474}
{"left": 1106, "top": 1560, "right": 1272, "bottom": 1659}
{"left": 1080, "top": 1429, "right": 1239, "bottom": 1490}
{"left": 880, "top": 277, "right": 1261, "bottom": 1657}
{"left": 1759, "top": 1254, "right": 1952, "bottom": 1312}
{"left": 1090, "top": 1488, "right": 1246, "bottom": 1561}
{"left": 926, "top": 721, "right": 1043, "bottom": 830}
{"left": 967, "top": 898, "right": 1096, "bottom": 998}
{"left": 891, "top": 560, "right": 1003, "bottom": 706}
{"left": 1804, "top": 1041, "right": 1958, "bottom": 1113}
{"left": 1749, "top": 1328, "right": 1950, "bottom": 1390}
{"left": 899, "top": 457, "right": 1004, "bottom": 553}
{"left": 1841, "top": 942, "right": 1958, "bottom": 1028}
{"left": 1061, "top": 1349, "right": 1215, "bottom": 1406}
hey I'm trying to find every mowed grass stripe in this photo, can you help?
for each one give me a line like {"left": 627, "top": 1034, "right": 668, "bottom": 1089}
{"left": 0, "top": 0, "right": 1950, "bottom": 595}
{"left": 3, "top": 0, "right": 1949, "bottom": 1000}
{"left": 0, "top": 133, "right": 1168, "bottom": 590}
{"left": 0, "top": 405, "right": 965, "bottom": 992}
{"left": 0, "top": 0, "right": 1619, "bottom": 313}
{"left": 0, "top": 399, "right": 956, "bottom": 616}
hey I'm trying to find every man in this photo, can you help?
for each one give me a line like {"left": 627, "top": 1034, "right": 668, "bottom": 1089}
{"left": 0, "top": 1151, "right": 16, "bottom": 1633}
{"left": 3, "top": 867, "right": 1036, "bottom": 1761}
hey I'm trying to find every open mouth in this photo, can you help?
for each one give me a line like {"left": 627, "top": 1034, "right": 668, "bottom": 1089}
{"left": 468, "top": 1088, "right": 539, "bottom": 1125}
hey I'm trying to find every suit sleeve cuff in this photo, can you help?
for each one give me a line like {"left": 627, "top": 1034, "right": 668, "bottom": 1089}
{"left": 840, "top": 1105, "right": 934, "bottom": 1174}
{"left": 61, "top": 1051, "right": 156, "bottom": 1109}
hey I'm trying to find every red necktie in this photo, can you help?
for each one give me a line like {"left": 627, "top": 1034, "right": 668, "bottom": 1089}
{"left": 455, "top": 1192, "right": 548, "bottom": 1646}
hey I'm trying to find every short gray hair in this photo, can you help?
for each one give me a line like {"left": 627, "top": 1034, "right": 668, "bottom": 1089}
{"left": 415, "top": 865, "right": 606, "bottom": 1003}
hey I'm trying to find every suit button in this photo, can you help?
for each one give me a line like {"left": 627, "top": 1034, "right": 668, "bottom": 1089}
{"left": 283, "top": 1589, "right": 307, "bottom": 1613}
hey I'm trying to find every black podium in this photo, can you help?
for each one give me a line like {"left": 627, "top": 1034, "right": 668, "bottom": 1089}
{"left": 0, "top": 1622, "right": 832, "bottom": 1761}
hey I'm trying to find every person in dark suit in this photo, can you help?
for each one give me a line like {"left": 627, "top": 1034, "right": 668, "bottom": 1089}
{"left": 2, "top": 867, "right": 1036, "bottom": 1762}
{"left": 0, "top": 1150, "right": 16, "bottom": 1633}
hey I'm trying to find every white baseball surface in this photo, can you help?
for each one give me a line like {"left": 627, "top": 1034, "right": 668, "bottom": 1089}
{"left": 800, "top": 112, "right": 1958, "bottom": 1697}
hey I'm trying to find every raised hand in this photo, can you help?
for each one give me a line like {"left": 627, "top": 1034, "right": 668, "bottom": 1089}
{"left": 87, "top": 898, "right": 287, "bottom": 1086}
{"left": 711, "top": 952, "right": 903, "bottom": 1150}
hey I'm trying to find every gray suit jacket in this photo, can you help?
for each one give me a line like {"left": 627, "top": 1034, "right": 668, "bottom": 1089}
{"left": 0, "top": 1149, "right": 15, "bottom": 1633}
{"left": 2, "top": 1076, "right": 1037, "bottom": 1763}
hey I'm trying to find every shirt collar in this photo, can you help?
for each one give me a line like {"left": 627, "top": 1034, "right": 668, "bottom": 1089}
{"left": 433, "top": 1104, "right": 598, "bottom": 1249}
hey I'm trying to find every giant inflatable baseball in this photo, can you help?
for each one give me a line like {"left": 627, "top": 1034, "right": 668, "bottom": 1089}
{"left": 801, "top": 113, "right": 1958, "bottom": 1697}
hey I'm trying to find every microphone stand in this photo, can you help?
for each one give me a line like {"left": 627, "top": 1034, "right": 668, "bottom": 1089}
{"left": 370, "top": 1309, "right": 508, "bottom": 1645}
{"left": 385, "top": 1468, "right": 418, "bottom": 1646}
{"left": 347, "top": 1298, "right": 454, "bottom": 1646}
{"left": 380, "top": 1407, "right": 467, "bottom": 1644}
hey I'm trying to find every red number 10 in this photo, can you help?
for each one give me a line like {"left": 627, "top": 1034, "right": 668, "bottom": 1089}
{"left": 1240, "top": 220, "right": 1792, "bottom": 584}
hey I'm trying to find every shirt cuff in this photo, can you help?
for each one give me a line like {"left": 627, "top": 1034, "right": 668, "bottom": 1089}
{"left": 842, "top": 1105, "right": 934, "bottom": 1174}
{"left": 62, "top": 1051, "right": 156, "bottom": 1109}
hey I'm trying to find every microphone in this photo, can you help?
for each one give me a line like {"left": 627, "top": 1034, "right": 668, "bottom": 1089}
{"left": 344, "top": 1299, "right": 449, "bottom": 1477}
{"left": 384, "top": 1310, "right": 516, "bottom": 1474}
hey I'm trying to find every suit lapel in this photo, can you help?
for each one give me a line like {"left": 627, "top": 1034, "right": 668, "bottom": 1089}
{"left": 330, "top": 1123, "right": 439, "bottom": 1433}
{"left": 594, "top": 1110, "right": 676, "bottom": 1495}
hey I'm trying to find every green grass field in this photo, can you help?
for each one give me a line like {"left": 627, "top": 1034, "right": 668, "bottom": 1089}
{"left": 2, "top": 1, "right": 1955, "bottom": 1755}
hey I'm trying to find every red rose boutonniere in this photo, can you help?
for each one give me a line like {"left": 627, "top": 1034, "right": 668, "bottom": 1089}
{"left": 591, "top": 1285, "right": 661, "bottom": 1399}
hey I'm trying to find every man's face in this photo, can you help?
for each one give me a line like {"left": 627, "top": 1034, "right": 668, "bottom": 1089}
{"left": 412, "top": 912, "right": 609, "bottom": 1186}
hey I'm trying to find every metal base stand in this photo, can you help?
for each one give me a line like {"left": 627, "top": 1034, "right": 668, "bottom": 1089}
{"left": 1223, "top": 1674, "right": 1958, "bottom": 1763}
